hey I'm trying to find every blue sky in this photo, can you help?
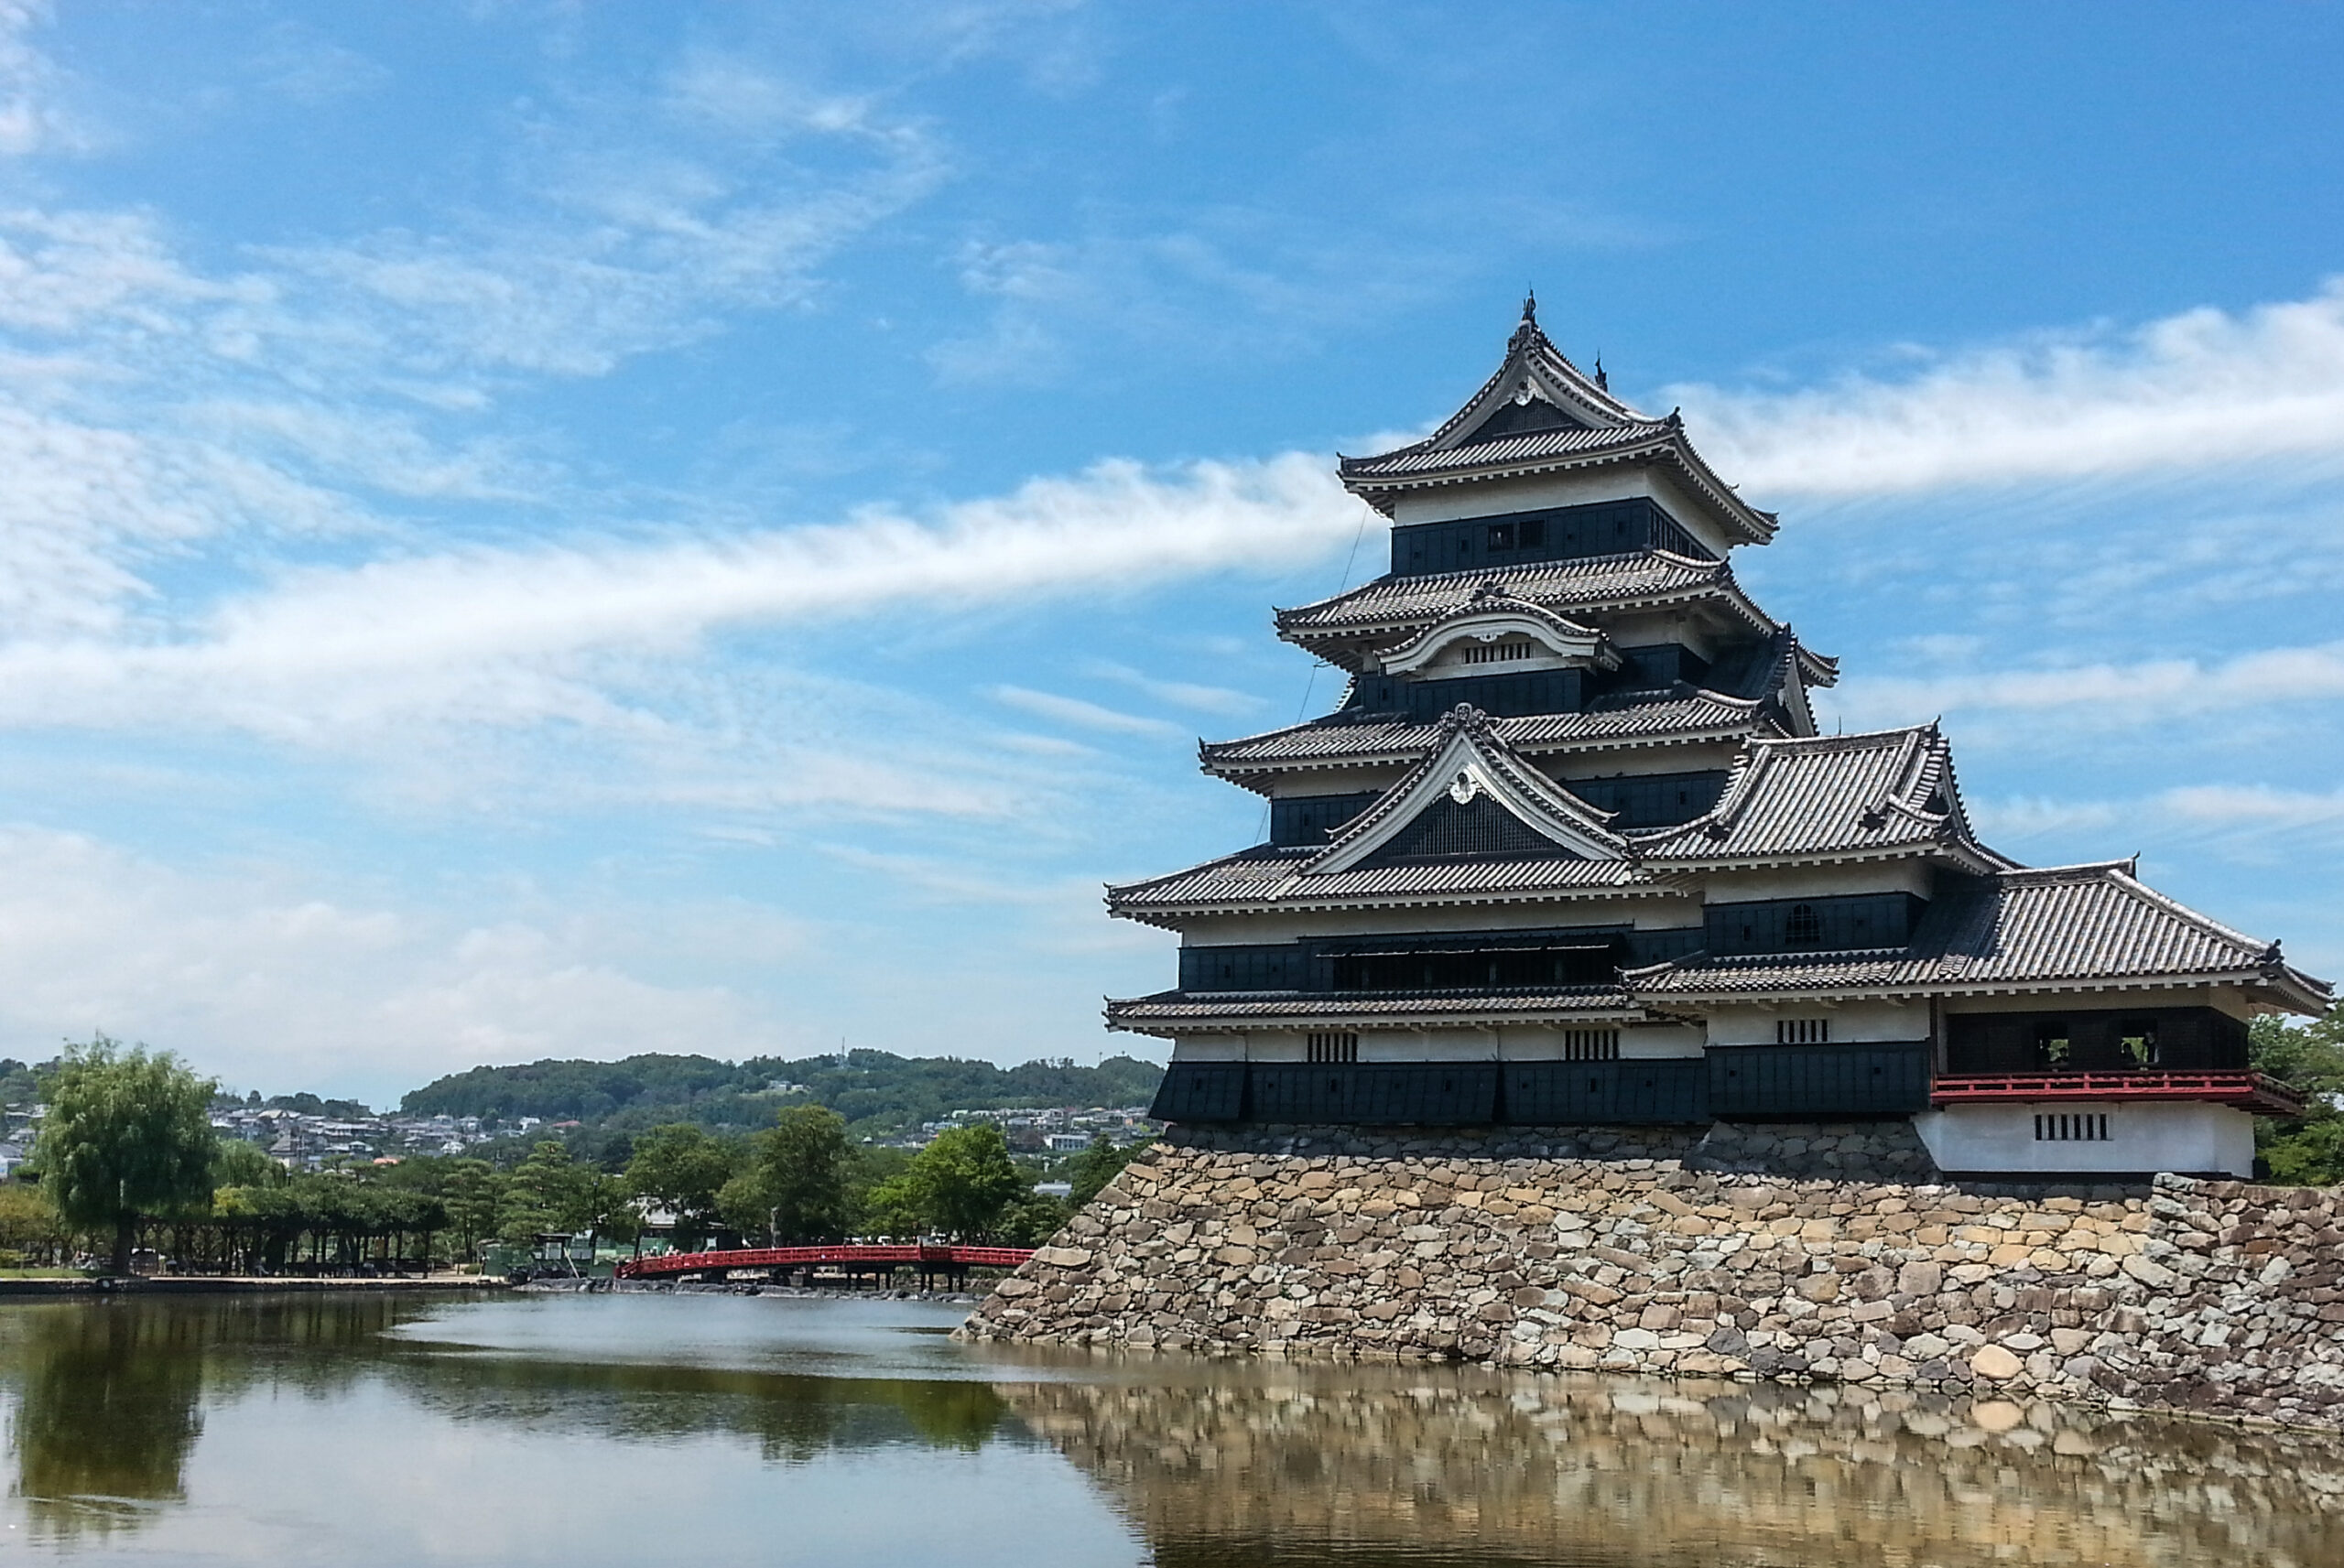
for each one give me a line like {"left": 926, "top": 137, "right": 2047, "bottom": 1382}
{"left": 0, "top": 2, "right": 2338, "bottom": 1106}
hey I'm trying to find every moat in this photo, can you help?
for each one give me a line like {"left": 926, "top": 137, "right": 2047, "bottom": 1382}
{"left": 2, "top": 1292, "right": 2339, "bottom": 1566}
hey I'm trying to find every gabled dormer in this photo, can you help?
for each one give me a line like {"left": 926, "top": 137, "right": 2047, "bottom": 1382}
{"left": 1425, "top": 295, "right": 1646, "bottom": 444}
{"left": 1307, "top": 706, "right": 1630, "bottom": 875}
{"left": 1368, "top": 589, "right": 1618, "bottom": 679}
{"left": 1337, "top": 297, "right": 1777, "bottom": 549}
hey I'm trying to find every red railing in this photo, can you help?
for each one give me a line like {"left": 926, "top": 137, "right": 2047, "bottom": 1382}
{"left": 613, "top": 1243, "right": 1033, "bottom": 1281}
{"left": 1932, "top": 1070, "right": 2306, "bottom": 1117}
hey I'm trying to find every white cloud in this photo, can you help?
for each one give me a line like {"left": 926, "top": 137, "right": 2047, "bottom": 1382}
{"left": 988, "top": 684, "right": 1187, "bottom": 738}
{"left": 0, "top": 825, "right": 803, "bottom": 1100}
{"left": 1976, "top": 784, "right": 2344, "bottom": 861}
{"left": 1833, "top": 640, "right": 2344, "bottom": 730}
{"left": 1083, "top": 659, "right": 1264, "bottom": 717}
{"left": 1679, "top": 278, "right": 2344, "bottom": 495}
{"left": 0, "top": 450, "right": 1355, "bottom": 743}
{"left": 0, "top": 2, "right": 89, "bottom": 157}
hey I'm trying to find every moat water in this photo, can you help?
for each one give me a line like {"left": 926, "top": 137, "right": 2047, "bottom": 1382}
{"left": 1, "top": 1292, "right": 2338, "bottom": 1566}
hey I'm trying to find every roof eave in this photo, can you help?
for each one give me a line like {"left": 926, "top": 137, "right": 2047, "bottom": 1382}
{"left": 1340, "top": 433, "right": 1777, "bottom": 545}
{"left": 1633, "top": 968, "right": 2323, "bottom": 1007}
{"left": 1103, "top": 881, "right": 1682, "bottom": 924}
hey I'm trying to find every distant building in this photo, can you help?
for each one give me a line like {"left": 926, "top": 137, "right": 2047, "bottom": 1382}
{"left": 1117, "top": 301, "right": 2330, "bottom": 1179}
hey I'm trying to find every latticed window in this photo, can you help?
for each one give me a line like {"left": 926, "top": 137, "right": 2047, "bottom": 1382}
{"left": 1562, "top": 1029, "right": 1618, "bottom": 1061}
{"left": 1776, "top": 1017, "right": 1830, "bottom": 1044}
{"left": 2035, "top": 1113, "right": 2110, "bottom": 1142}
{"left": 1458, "top": 638, "right": 1534, "bottom": 665}
{"left": 1307, "top": 1032, "right": 1359, "bottom": 1064}
{"left": 1784, "top": 903, "right": 1822, "bottom": 947}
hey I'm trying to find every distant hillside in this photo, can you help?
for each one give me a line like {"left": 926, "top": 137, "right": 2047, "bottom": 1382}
{"left": 400, "top": 1049, "right": 1164, "bottom": 1139}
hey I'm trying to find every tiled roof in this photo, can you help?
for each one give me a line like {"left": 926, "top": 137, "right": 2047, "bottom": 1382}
{"left": 1340, "top": 420, "right": 1677, "bottom": 478}
{"left": 1275, "top": 552, "right": 1751, "bottom": 643}
{"left": 1634, "top": 724, "right": 1999, "bottom": 868}
{"left": 1106, "top": 985, "right": 1636, "bottom": 1028}
{"left": 1332, "top": 309, "right": 1776, "bottom": 543}
{"left": 1199, "top": 694, "right": 1775, "bottom": 782}
{"left": 1629, "top": 863, "right": 2334, "bottom": 1008}
{"left": 1106, "top": 844, "right": 1659, "bottom": 926}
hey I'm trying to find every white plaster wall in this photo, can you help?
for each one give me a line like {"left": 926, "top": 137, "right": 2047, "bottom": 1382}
{"left": 1167, "top": 1035, "right": 1245, "bottom": 1063}
{"left": 1391, "top": 467, "right": 1653, "bottom": 526}
{"left": 1703, "top": 1000, "right": 1932, "bottom": 1045}
{"left": 1695, "top": 861, "right": 1936, "bottom": 901}
{"left": 1941, "top": 988, "right": 2251, "bottom": 1022}
{"left": 1177, "top": 895, "right": 1696, "bottom": 946}
{"left": 1264, "top": 768, "right": 1407, "bottom": 798}
{"left": 1911, "top": 1102, "right": 2255, "bottom": 1178}
{"left": 1620, "top": 1024, "right": 1705, "bottom": 1059}
{"left": 1600, "top": 611, "right": 1724, "bottom": 661}
{"left": 1385, "top": 467, "right": 1736, "bottom": 559}
{"left": 1549, "top": 745, "right": 1743, "bottom": 784}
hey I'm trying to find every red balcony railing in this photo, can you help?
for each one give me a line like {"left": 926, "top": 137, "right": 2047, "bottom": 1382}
{"left": 1931, "top": 1070, "right": 2306, "bottom": 1118}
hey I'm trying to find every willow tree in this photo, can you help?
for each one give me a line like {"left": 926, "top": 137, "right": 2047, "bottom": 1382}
{"left": 37, "top": 1038, "right": 218, "bottom": 1276}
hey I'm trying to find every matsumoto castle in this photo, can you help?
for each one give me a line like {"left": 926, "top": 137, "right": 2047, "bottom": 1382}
{"left": 1116, "top": 300, "right": 2331, "bottom": 1180}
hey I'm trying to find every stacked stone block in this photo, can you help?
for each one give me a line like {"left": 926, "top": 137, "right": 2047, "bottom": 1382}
{"left": 961, "top": 1125, "right": 2344, "bottom": 1427}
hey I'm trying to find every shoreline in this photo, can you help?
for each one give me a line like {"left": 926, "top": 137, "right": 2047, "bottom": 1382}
{"left": 0, "top": 1274, "right": 512, "bottom": 1298}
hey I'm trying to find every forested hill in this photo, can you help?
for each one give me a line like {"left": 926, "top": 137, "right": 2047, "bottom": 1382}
{"left": 400, "top": 1050, "right": 1164, "bottom": 1138}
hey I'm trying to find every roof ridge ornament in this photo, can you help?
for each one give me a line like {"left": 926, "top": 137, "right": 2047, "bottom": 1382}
{"left": 1509, "top": 289, "right": 1540, "bottom": 352}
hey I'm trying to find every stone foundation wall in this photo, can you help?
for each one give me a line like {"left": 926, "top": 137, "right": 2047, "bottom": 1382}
{"left": 960, "top": 1123, "right": 2344, "bottom": 1428}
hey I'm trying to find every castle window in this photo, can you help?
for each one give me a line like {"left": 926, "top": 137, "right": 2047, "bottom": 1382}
{"left": 2034, "top": 1021, "right": 2072, "bottom": 1068}
{"left": 1562, "top": 1029, "right": 1618, "bottom": 1061}
{"left": 1776, "top": 1018, "right": 1830, "bottom": 1045}
{"left": 2119, "top": 1020, "right": 2160, "bottom": 1067}
{"left": 1486, "top": 522, "right": 1516, "bottom": 550}
{"left": 1784, "top": 903, "right": 1822, "bottom": 947}
{"left": 1307, "top": 1032, "right": 1359, "bottom": 1064}
{"left": 1459, "top": 638, "right": 1533, "bottom": 665}
{"left": 2034, "top": 1113, "right": 2110, "bottom": 1142}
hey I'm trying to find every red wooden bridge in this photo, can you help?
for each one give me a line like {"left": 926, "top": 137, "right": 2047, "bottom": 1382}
{"left": 614, "top": 1242, "right": 1033, "bottom": 1287}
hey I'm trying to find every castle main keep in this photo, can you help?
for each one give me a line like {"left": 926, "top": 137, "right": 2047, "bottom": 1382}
{"left": 1111, "top": 301, "right": 2329, "bottom": 1179}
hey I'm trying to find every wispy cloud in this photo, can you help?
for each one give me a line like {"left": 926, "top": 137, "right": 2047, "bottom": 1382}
{"left": 0, "top": 2, "right": 90, "bottom": 157}
{"left": 1834, "top": 640, "right": 2344, "bottom": 730}
{"left": 1083, "top": 658, "right": 1264, "bottom": 717}
{"left": 0, "top": 452, "right": 1353, "bottom": 741}
{"left": 1977, "top": 783, "right": 2344, "bottom": 862}
{"left": 1679, "top": 278, "right": 2344, "bottom": 495}
{"left": 987, "top": 684, "right": 1188, "bottom": 738}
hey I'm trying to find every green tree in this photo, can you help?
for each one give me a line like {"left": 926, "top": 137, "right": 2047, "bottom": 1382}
{"left": 625, "top": 1123, "right": 738, "bottom": 1246}
{"left": 495, "top": 1141, "right": 595, "bottom": 1242}
{"left": 720, "top": 1105, "right": 852, "bottom": 1243}
{"left": 440, "top": 1160, "right": 503, "bottom": 1263}
{"left": 0, "top": 1182, "right": 69, "bottom": 1266}
{"left": 2252, "top": 1005, "right": 2344, "bottom": 1185}
{"left": 904, "top": 1124, "right": 1027, "bottom": 1240}
{"left": 35, "top": 1038, "right": 218, "bottom": 1276}
{"left": 855, "top": 1172, "right": 927, "bottom": 1239}
{"left": 995, "top": 1189, "right": 1070, "bottom": 1247}
{"left": 212, "top": 1138, "right": 285, "bottom": 1191}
